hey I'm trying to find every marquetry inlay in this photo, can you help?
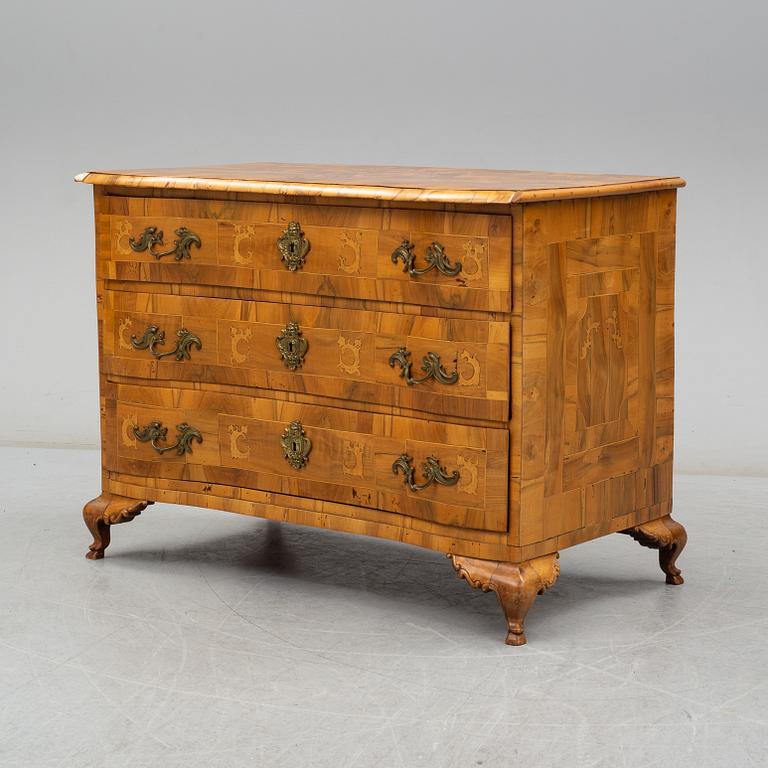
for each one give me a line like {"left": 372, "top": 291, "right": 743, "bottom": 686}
{"left": 342, "top": 440, "right": 365, "bottom": 478}
{"left": 118, "top": 317, "right": 134, "bottom": 350}
{"left": 338, "top": 230, "right": 362, "bottom": 274}
{"left": 233, "top": 224, "right": 257, "bottom": 265}
{"left": 230, "top": 327, "right": 252, "bottom": 364}
{"left": 227, "top": 424, "right": 249, "bottom": 459}
{"left": 606, "top": 308, "right": 624, "bottom": 350}
{"left": 337, "top": 335, "right": 362, "bottom": 376}
{"left": 580, "top": 317, "right": 601, "bottom": 359}
{"left": 121, "top": 413, "right": 137, "bottom": 448}
{"left": 457, "top": 455, "right": 479, "bottom": 495}
{"left": 457, "top": 349, "right": 481, "bottom": 387}
{"left": 461, "top": 240, "right": 485, "bottom": 284}
{"left": 114, "top": 220, "right": 133, "bottom": 256}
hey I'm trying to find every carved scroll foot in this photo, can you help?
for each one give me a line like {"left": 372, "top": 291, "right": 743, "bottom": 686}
{"left": 449, "top": 552, "right": 560, "bottom": 646}
{"left": 620, "top": 514, "right": 687, "bottom": 585}
{"left": 83, "top": 493, "right": 153, "bottom": 560}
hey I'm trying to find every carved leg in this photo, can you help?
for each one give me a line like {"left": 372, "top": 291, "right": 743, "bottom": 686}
{"left": 450, "top": 552, "right": 560, "bottom": 646}
{"left": 620, "top": 514, "right": 687, "bottom": 585}
{"left": 83, "top": 493, "right": 153, "bottom": 560}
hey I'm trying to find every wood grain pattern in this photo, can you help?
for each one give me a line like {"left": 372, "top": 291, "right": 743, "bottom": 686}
{"left": 101, "top": 196, "right": 512, "bottom": 312}
{"left": 76, "top": 161, "right": 685, "bottom": 205}
{"left": 621, "top": 514, "right": 687, "bottom": 584}
{"left": 83, "top": 493, "right": 152, "bottom": 559}
{"left": 78, "top": 166, "right": 686, "bottom": 646}
{"left": 451, "top": 552, "right": 560, "bottom": 645}
{"left": 519, "top": 191, "right": 681, "bottom": 552}
{"left": 107, "top": 382, "right": 509, "bottom": 532}
{"left": 102, "top": 290, "right": 510, "bottom": 421}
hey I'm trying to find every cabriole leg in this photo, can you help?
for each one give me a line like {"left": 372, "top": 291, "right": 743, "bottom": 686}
{"left": 620, "top": 514, "right": 687, "bottom": 584}
{"left": 450, "top": 552, "right": 560, "bottom": 646}
{"left": 83, "top": 493, "right": 153, "bottom": 560}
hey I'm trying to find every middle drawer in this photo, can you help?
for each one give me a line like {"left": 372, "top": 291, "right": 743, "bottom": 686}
{"left": 103, "top": 291, "right": 510, "bottom": 422}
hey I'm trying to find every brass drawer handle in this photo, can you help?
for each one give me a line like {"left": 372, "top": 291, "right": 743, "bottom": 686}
{"left": 133, "top": 421, "right": 202, "bottom": 455}
{"left": 392, "top": 454, "right": 460, "bottom": 492}
{"left": 391, "top": 240, "right": 461, "bottom": 278}
{"left": 129, "top": 226, "right": 201, "bottom": 260}
{"left": 131, "top": 325, "right": 202, "bottom": 361}
{"left": 389, "top": 347, "right": 458, "bottom": 386}
{"left": 276, "top": 321, "right": 308, "bottom": 370}
{"left": 277, "top": 221, "right": 310, "bottom": 271}
{"left": 280, "top": 420, "right": 312, "bottom": 469}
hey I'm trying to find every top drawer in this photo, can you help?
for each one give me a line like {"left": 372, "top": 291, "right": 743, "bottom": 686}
{"left": 99, "top": 197, "right": 512, "bottom": 312}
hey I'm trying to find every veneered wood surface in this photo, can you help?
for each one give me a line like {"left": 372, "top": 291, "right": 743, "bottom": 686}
{"left": 85, "top": 182, "right": 679, "bottom": 570}
{"left": 107, "top": 382, "right": 509, "bottom": 532}
{"left": 103, "top": 290, "right": 510, "bottom": 422}
{"left": 518, "top": 190, "right": 677, "bottom": 552}
{"left": 100, "top": 196, "right": 512, "bottom": 312}
{"left": 76, "top": 162, "right": 684, "bottom": 204}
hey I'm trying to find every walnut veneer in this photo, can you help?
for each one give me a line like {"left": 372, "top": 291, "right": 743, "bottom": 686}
{"left": 77, "top": 162, "right": 687, "bottom": 645}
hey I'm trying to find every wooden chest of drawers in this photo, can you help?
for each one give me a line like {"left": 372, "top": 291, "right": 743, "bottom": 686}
{"left": 77, "top": 162, "right": 687, "bottom": 645}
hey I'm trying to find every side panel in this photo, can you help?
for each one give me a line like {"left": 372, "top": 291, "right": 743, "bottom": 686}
{"left": 518, "top": 191, "right": 676, "bottom": 551}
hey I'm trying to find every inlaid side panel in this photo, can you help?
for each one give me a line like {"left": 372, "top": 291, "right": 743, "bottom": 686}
{"left": 519, "top": 191, "right": 676, "bottom": 548}
{"left": 107, "top": 383, "right": 509, "bottom": 532}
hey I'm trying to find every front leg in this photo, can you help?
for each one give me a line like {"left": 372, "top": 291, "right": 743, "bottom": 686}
{"left": 620, "top": 514, "right": 687, "bottom": 584}
{"left": 450, "top": 552, "right": 560, "bottom": 646}
{"left": 83, "top": 493, "right": 153, "bottom": 560}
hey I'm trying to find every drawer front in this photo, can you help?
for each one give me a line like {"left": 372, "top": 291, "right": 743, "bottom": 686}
{"left": 108, "top": 384, "right": 509, "bottom": 532}
{"left": 100, "top": 197, "right": 512, "bottom": 312}
{"left": 103, "top": 291, "right": 510, "bottom": 421}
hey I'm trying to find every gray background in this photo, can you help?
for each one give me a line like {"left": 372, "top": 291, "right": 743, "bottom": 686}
{"left": 1, "top": 0, "right": 766, "bottom": 475}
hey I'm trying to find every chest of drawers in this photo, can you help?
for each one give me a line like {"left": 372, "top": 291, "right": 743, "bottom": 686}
{"left": 76, "top": 162, "right": 687, "bottom": 645}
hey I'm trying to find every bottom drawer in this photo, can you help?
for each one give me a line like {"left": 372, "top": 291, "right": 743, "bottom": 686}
{"left": 106, "top": 383, "right": 509, "bottom": 532}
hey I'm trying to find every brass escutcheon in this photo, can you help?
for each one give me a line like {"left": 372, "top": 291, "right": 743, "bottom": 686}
{"left": 276, "top": 321, "right": 309, "bottom": 370}
{"left": 280, "top": 420, "right": 312, "bottom": 470}
{"left": 277, "top": 221, "right": 310, "bottom": 271}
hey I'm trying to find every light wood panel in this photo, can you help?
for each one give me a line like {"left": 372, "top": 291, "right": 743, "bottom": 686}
{"left": 107, "top": 382, "right": 510, "bottom": 532}
{"left": 103, "top": 291, "right": 510, "bottom": 422}
{"left": 76, "top": 161, "right": 685, "bottom": 205}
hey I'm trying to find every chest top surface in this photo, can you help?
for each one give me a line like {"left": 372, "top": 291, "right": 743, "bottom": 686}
{"left": 76, "top": 162, "right": 685, "bottom": 205}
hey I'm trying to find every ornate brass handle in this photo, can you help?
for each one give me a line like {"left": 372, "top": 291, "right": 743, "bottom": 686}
{"left": 133, "top": 421, "right": 203, "bottom": 455}
{"left": 129, "top": 226, "right": 201, "bottom": 260}
{"left": 391, "top": 240, "right": 461, "bottom": 278}
{"left": 277, "top": 221, "right": 310, "bottom": 271}
{"left": 131, "top": 326, "right": 202, "bottom": 361}
{"left": 280, "top": 420, "right": 312, "bottom": 469}
{"left": 276, "top": 321, "right": 308, "bottom": 370}
{"left": 392, "top": 454, "right": 460, "bottom": 492}
{"left": 388, "top": 347, "right": 459, "bottom": 386}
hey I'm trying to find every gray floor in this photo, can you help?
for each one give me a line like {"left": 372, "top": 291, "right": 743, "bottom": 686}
{"left": 0, "top": 446, "right": 766, "bottom": 768}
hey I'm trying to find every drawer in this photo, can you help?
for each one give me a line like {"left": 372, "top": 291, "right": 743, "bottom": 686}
{"left": 103, "top": 291, "right": 511, "bottom": 421}
{"left": 107, "top": 383, "right": 510, "bottom": 532}
{"left": 100, "top": 197, "right": 512, "bottom": 312}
